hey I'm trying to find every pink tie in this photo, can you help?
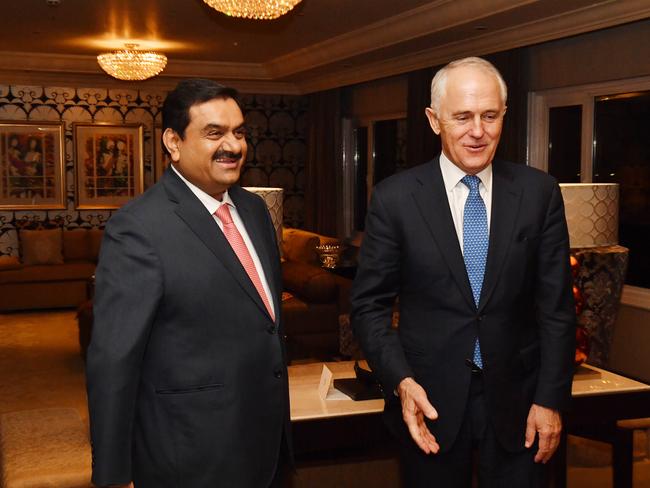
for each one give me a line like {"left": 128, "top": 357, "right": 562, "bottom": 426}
{"left": 215, "top": 204, "right": 275, "bottom": 321}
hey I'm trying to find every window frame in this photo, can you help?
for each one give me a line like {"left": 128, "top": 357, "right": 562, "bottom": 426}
{"left": 527, "top": 75, "right": 650, "bottom": 308}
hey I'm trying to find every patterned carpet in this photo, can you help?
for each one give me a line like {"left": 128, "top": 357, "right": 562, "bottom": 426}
{"left": 0, "top": 310, "right": 648, "bottom": 487}
{"left": 0, "top": 311, "right": 88, "bottom": 425}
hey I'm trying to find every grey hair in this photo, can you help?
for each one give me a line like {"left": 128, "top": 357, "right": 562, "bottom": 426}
{"left": 429, "top": 57, "right": 507, "bottom": 114}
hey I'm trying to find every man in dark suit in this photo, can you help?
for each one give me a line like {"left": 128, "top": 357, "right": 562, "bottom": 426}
{"left": 351, "top": 57, "right": 576, "bottom": 487}
{"left": 86, "top": 79, "right": 290, "bottom": 487}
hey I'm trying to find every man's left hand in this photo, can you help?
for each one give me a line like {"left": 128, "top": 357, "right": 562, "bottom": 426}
{"left": 524, "top": 403, "right": 562, "bottom": 463}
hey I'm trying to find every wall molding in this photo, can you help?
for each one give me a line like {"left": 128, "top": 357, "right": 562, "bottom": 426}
{"left": 0, "top": 68, "right": 301, "bottom": 95}
{"left": 0, "top": 51, "right": 269, "bottom": 79}
{"left": 265, "top": 0, "right": 537, "bottom": 79}
{"left": 293, "top": 1, "right": 650, "bottom": 93}
{"left": 1, "top": 1, "right": 649, "bottom": 94}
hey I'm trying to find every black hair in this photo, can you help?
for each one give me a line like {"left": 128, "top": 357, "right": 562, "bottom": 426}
{"left": 162, "top": 78, "right": 241, "bottom": 144}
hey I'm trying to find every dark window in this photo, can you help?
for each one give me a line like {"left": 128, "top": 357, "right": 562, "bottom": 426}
{"left": 352, "top": 119, "right": 407, "bottom": 231}
{"left": 353, "top": 126, "right": 368, "bottom": 231}
{"left": 593, "top": 91, "right": 650, "bottom": 288}
{"left": 548, "top": 105, "right": 582, "bottom": 183}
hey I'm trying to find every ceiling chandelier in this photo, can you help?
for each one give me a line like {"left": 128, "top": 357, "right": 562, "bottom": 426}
{"left": 97, "top": 44, "right": 168, "bottom": 81}
{"left": 203, "top": 0, "right": 303, "bottom": 19}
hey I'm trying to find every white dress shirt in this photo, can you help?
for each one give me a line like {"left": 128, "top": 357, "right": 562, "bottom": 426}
{"left": 171, "top": 165, "right": 275, "bottom": 317}
{"left": 438, "top": 152, "right": 492, "bottom": 253}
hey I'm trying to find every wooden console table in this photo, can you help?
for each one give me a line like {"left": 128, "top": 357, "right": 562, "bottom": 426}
{"left": 557, "top": 364, "right": 650, "bottom": 488}
{"left": 289, "top": 361, "right": 390, "bottom": 459}
{"left": 289, "top": 360, "right": 382, "bottom": 421}
{"left": 288, "top": 361, "right": 650, "bottom": 488}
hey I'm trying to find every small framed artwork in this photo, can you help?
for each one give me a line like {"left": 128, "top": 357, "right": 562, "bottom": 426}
{"left": 154, "top": 127, "right": 172, "bottom": 181}
{"left": 0, "top": 121, "right": 66, "bottom": 209}
{"left": 74, "top": 123, "right": 144, "bottom": 209}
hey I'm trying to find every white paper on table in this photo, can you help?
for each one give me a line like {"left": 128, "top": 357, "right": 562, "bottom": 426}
{"left": 326, "top": 387, "right": 352, "bottom": 400}
{"left": 317, "top": 365, "right": 333, "bottom": 400}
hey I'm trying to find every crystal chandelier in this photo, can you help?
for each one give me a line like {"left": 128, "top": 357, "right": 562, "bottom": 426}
{"left": 203, "top": 0, "right": 302, "bottom": 19}
{"left": 97, "top": 44, "right": 168, "bottom": 81}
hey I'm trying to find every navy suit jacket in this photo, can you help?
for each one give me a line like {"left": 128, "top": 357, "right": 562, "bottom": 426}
{"left": 351, "top": 157, "right": 576, "bottom": 452}
{"left": 87, "top": 167, "right": 290, "bottom": 487}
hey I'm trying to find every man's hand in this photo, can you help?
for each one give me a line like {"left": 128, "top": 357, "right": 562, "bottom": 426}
{"left": 397, "top": 377, "right": 440, "bottom": 454}
{"left": 525, "top": 403, "right": 562, "bottom": 463}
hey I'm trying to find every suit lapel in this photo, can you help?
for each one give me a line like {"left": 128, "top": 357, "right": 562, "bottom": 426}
{"left": 162, "top": 169, "right": 272, "bottom": 320}
{"left": 478, "top": 160, "right": 522, "bottom": 312}
{"left": 411, "top": 159, "right": 476, "bottom": 310}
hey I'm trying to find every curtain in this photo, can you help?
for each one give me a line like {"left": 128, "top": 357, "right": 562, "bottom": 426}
{"left": 485, "top": 48, "right": 529, "bottom": 164}
{"left": 406, "top": 66, "right": 441, "bottom": 168}
{"left": 304, "top": 88, "right": 342, "bottom": 236}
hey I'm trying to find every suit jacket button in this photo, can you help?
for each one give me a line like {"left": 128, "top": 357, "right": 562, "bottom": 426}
{"left": 267, "top": 325, "right": 275, "bottom": 334}
{"left": 274, "top": 369, "right": 283, "bottom": 379}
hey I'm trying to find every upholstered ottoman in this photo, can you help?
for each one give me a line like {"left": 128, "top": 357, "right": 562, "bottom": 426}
{"left": 0, "top": 408, "right": 91, "bottom": 488}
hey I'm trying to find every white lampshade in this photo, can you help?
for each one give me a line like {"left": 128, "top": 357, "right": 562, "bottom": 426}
{"left": 244, "top": 187, "right": 283, "bottom": 247}
{"left": 560, "top": 183, "right": 619, "bottom": 248}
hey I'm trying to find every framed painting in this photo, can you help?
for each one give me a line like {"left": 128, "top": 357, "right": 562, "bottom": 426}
{"left": 0, "top": 121, "right": 65, "bottom": 209}
{"left": 74, "top": 123, "right": 144, "bottom": 209}
{"left": 154, "top": 126, "right": 171, "bottom": 181}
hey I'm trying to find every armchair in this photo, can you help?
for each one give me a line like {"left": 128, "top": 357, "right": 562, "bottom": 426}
{"left": 281, "top": 228, "right": 351, "bottom": 361}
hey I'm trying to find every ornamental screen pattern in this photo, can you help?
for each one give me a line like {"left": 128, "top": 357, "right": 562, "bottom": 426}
{"left": 0, "top": 85, "right": 307, "bottom": 257}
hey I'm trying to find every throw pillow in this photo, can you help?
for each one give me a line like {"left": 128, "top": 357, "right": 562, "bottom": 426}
{"left": 88, "top": 229, "right": 104, "bottom": 262}
{"left": 282, "top": 228, "right": 320, "bottom": 265}
{"left": 63, "top": 230, "right": 91, "bottom": 261}
{"left": 0, "top": 255, "right": 22, "bottom": 270}
{"left": 20, "top": 229, "right": 64, "bottom": 265}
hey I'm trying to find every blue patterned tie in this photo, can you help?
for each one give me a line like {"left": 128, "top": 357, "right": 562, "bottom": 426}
{"left": 461, "top": 175, "right": 488, "bottom": 369}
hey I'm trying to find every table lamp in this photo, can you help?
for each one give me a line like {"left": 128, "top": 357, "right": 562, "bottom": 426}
{"left": 560, "top": 183, "right": 627, "bottom": 368}
{"left": 244, "top": 187, "right": 283, "bottom": 250}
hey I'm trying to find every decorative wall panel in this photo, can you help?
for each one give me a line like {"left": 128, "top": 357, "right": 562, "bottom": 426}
{"left": 0, "top": 85, "right": 307, "bottom": 256}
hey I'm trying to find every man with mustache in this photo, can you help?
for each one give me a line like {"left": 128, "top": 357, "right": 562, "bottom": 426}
{"left": 86, "top": 79, "right": 290, "bottom": 487}
{"left": 351, "top": 57, "right": 575, "bottom": 487}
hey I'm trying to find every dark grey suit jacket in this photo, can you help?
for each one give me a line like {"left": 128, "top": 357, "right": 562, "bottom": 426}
{"left": 86, "top": 167, "right": 290, "bottom": 487}
{"left": 351, "top": 157, "right": 576, "bottom": 453}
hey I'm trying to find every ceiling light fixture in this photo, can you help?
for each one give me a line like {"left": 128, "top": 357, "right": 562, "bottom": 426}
{"left": 203, "top": 0, "right": 302, "bottom": 19}
{"left": 97, "top": 43, "right": 168, "bottom": 81}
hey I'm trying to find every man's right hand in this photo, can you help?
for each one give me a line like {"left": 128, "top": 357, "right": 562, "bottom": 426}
{"left": 397, "top": 377, "right": 440, "bottom": 454}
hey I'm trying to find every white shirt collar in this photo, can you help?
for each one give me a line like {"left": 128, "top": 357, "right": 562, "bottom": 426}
{"left": 439, "top": 152, "right": 492, "bottom": 193}
{"left": 170, "top": 164, "right": 234, "bottom": 215}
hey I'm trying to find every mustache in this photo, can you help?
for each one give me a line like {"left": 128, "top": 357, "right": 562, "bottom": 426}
{"left": 212, "top": 150, "right": 243, "bottom": 161}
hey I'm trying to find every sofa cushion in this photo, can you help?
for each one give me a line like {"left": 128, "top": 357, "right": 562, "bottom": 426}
{"left": 282, "top": 260, "right": 337, "bottom": 303}
{"left": 282, "top": 228, "right": 320, "bottom": 265}
{"left": 88, "top": 229, "right": 104, "bottom": 262}
{"left": 0, "top": 262, "right": 95, "bottom": 284}
{"left": 0, "top": 255, "right": 22, "bottom": 271}
{"left": 63, "top": 230, "right": 91, "bottom": 261}
{"left": 19, "top": 229, "right": 64, "bottom": 265}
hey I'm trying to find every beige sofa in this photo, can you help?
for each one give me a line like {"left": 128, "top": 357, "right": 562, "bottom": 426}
{"left": 0, "top": 228, "right": 102, "bottom": 311}
{"left": 281, "top": 227, "right": 352, "bottom": 360}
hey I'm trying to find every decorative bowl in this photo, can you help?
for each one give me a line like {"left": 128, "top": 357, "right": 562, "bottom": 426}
{"left": 315, "top": 243, "right": 345, "bottom": 269}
